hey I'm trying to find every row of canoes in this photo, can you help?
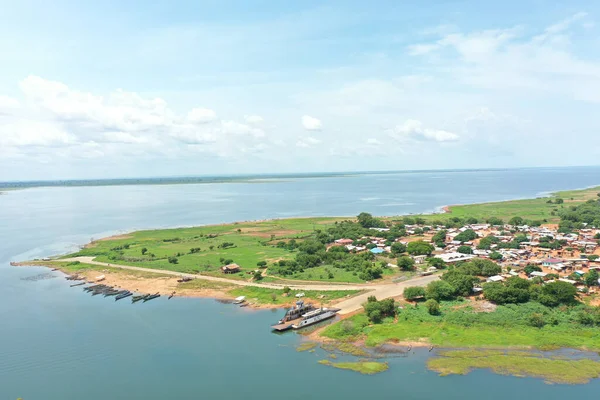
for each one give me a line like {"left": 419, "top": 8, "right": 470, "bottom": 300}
{"left": 82, "top": 284, "right": 160, "bottom": 302}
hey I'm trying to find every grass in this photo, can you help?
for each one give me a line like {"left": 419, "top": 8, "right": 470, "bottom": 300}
{"left": 321, "top": 303, "right": 600, "bottom": 350}
{"left": 428, "top": 350, "right": 600, "bottom": 384}
{"left": 321, "top": 342, "right": 369, "bottom": 357}
{"left": 414, "top": 186, "right": 600, "bottom": 223}
{"left": 318, "top": 360, "right": 388, "bottom": 375}
{"left": 65, "top": 217, "right": 346, "bottom": 277}
{"left": 228, "top": 287, "right": 360, "bottom": 305}
{"left": 296, "top": 342, "right": 319, "bottom": 352}
{"left": 284, "top": 264, "right": 399, "bottom": 283}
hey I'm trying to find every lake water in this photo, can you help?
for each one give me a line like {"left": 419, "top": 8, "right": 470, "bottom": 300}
{"left": 3, "top": 166, "right": 600, "bottom": 399}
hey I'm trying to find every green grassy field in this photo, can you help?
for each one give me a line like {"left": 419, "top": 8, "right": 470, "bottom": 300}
{"left": 67, "top": 218, "right": 346, "bottom": 276}
{"left": 321, "top": 303, "right": 600, "bottom": 350}
{"left": 428, "top": 350, "right": 600, "bottom": 384}
{"left": 415, "top": 186, "right": 600, "bottom": 223}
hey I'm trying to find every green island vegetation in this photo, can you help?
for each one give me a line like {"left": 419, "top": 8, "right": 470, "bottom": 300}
{"left": 428, "top": 350, "right": 600, "bottom": 384}
{"left": 318, "top": 360, "right": 389, "bottom": 375}
{"left": 296, "top": 342, "right": 319, "bottom": 352}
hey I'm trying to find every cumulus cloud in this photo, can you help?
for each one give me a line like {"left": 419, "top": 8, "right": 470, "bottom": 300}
{"left": 0, "top": 95, "right": 20, "bottom": 114}
{"left": 296, "top": 136, "right": 321, "bottom": 148}
{"left": 390, "top": 120, "right": 459, "bottom": 142}
{"left": 0, "top": 76, "right": 273, "bottom": 165}
{"left": 187, "top": 107, "right": 217, "bottom": 123}
{"left": 301, "top": 115, "right": 322, "bottom": 131}
{"left": 244, "top": 115, "right": 264, "bottom": 124}
{"left": 366, "top": 138, "right": 382, "bottom": 145}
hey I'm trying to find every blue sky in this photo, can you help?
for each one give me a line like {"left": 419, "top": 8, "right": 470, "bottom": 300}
{"left": 1, "top": 0, "right": 600, "bottom": 180}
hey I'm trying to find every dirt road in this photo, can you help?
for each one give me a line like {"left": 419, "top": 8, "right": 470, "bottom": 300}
{"left": 60, "top": 256, "right": 439, "bottom": 314}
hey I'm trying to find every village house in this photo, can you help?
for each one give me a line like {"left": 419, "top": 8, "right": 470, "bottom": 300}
{"left": 221, "top": 263, "right": 241, "bottom": 274}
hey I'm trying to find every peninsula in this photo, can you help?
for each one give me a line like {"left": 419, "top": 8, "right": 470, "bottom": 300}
{"left": 16, "top": 185, "right": 600, "bottom": 383}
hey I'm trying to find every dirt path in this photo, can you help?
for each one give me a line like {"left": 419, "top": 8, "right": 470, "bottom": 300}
{"left": 59, "top": 256, "right": 439, "bottom": 314}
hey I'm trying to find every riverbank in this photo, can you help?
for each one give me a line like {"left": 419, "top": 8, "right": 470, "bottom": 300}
{"left": 15, "top": 260, "right": 361, "bottom": 310}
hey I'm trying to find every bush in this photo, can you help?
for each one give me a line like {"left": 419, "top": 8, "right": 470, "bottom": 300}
{"left": 426, "top": 280, "right": 456, "bottom": 301}
{"left": 397, "top": 256, "right": 415, "bottom": 271}
{"left": 141, "top": 247, "right": 148, "bottom": 255}
{"left": 528, "top": 313, "right": 546, "bottom": 328}
{"left": 425, "top": 299, "right": 440, "bottom": 315}
{"left": 257, "top": 261, "right": 267, "bottom": 268}
{"left": 363, "top": 297, "right": 396, "bottom": 323}
{"left": 283, "top": 286, "right": 291, "bottom": 294}
{"left": 403, "top": 286, "right": 426, "bottom": 300}
{"left": 253, "top": 270, "right": 263, "bottom": 281}
{"left": 168, "top": 256, "right": 178, "bottom": 264}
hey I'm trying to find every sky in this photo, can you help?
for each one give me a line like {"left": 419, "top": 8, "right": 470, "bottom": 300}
{"left": 1, "top": 0, "right": 600, "bottom": 180}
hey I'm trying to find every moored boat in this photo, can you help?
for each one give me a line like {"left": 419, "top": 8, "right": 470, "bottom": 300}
{"left": 291, "top": 307, "right": 339, "bottom": 329}
{"left": 115, "top": 291, "right": 132, "bottom": 301}
{"left": 271, "top": 300, "right": 316, "bottom": 331}
{"left": 143, "top": 293, "right": 160, "bottom": 302}
{"left": 132, "top": 294, "right": 147, "bottom": 303}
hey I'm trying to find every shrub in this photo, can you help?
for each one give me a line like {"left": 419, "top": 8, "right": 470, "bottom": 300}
{"left": 168, "top": 256, "right": 178, "bottom": 264}
{"left": 425, "top": 299, "right": 440, "bottom": 315}
{"left": 403, "top": 286, "right": 426, "bottom": 300}
{"left": 426, "top": 280, "right": 456, "bottom": 301}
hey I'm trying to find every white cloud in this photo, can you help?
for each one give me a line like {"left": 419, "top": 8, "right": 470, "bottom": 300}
{"left": 244, "top": 115, "right": 264, "bottom": 124}
{"left": 366, "top": 138, "right": 382, "bottom": 145}
{"left": 0, "top": 120, "right": 75, "bottom": 147}
{"left": 296, "top": 136, "right": 321, "bottom": 148}
{"left": 301, "top": 115, "right": 322, "bottom": 131}
{"left": 0, "top": 95, "right": 19, "bottom": 114}
{"left": 221, "top": 120, "right": 265, "bottom": 138}
{"left": 187, "top": 107, "right": 217, "bottom": 123}
{"left": 390, "top": 120, "right": 459, "bottom": 142}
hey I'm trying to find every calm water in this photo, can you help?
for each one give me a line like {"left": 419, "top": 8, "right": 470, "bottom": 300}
{"left": 2, "top": 167, "right": 600, "bottom": 399}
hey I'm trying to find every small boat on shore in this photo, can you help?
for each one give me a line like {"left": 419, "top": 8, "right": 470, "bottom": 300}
{"left": 115, "top": 291, "right": 132, "bottom": 301}
{"left": 70, "top": 282, "right": 87, "bottom": 287}
{"left": 132, "top": 294, "right": 147, "bottom": 303}
{"left": 168, "top": 291, "right": 176, "bottom": 300}
{"left": 233, "top": 296, "right": 246, "bottom": 305}
{"left": 177, "top": 277, "right": 193, "bottom": 283}
{"left": 143, "top": 293, "right": 160, "bottom": 302}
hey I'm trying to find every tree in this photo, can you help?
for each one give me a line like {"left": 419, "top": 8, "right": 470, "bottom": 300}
{"left": 454, "top": 229, "right": 477, "bottom": 243}
{"left": 407, "top": 240, "right": 434, "bottom": 256}
{"left": 524, "top": 264, "right": 542, "bottom": 275}
{"left": 403, "top": 286, "right": 426, "bottom": 300}
{"left": 141, "top": 247, "right": 148, "bottom": 255}
{"left": 508, "top": 216, "right": 524, "bottom": 226}
{"left": 457, "top": 245, "right": 473, "bottom": 254}
{"left": 483, "top": 282, "right": 529, "bottom": 304}
{"left": 357, "top": 212, "right": 384, "bottom": 228}
{"left": 427, "top": 257, "right": 447, "bottom": 269}
{"left": 489, "top": 251, "right": 503, "bottom": 261}
{"left": 397, "top": 256, "right": 416, "bottom": 271}
{"left": 487, "top": 217, "right": 504, "bottom": 226}
{"left": 390, "top": 242, "right": 407, "bottom": 256}
{"left": 540, "top": 281, "right": 577, "bottom": 306}
{"left": 363, "top": 297, "right": 396, "bottom": 323}
{"left": 555, "top": 198, "right": 564, "bottom": 204}
{"left": 168, "top": 256, "right": 178, "bottom": 264}
{"left": 257, "top": 261, "right": 267, "bottom": 268}
{"left": 426, "top": 280, "right": 456, "bottom": 301}
{"left": 425, "top": 299, "right": 440, "bottom": 315}
{"left": 587, "top": 255, "right": 599, "bottom": 261}
{"left": 253, "top": 270, "right": 263, "bottom": 281}
{"left": 441, "top": 270, "right": 478, "bottom": 296}
{"left": 584, "top": 269, "right": 599, "bottom": 287}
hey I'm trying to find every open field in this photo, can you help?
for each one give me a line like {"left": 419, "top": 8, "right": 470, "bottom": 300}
{"left": 428, "top": 350, "right": 600, "bottom": 384}
{"left": 67, "top": 218, "right": 347, "bottom": 279}
{"left": 321, "top": 302, "right": 600, "bottom": 350}
{"left": 414, "top": 186, "right": 600, "bottom": 223}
